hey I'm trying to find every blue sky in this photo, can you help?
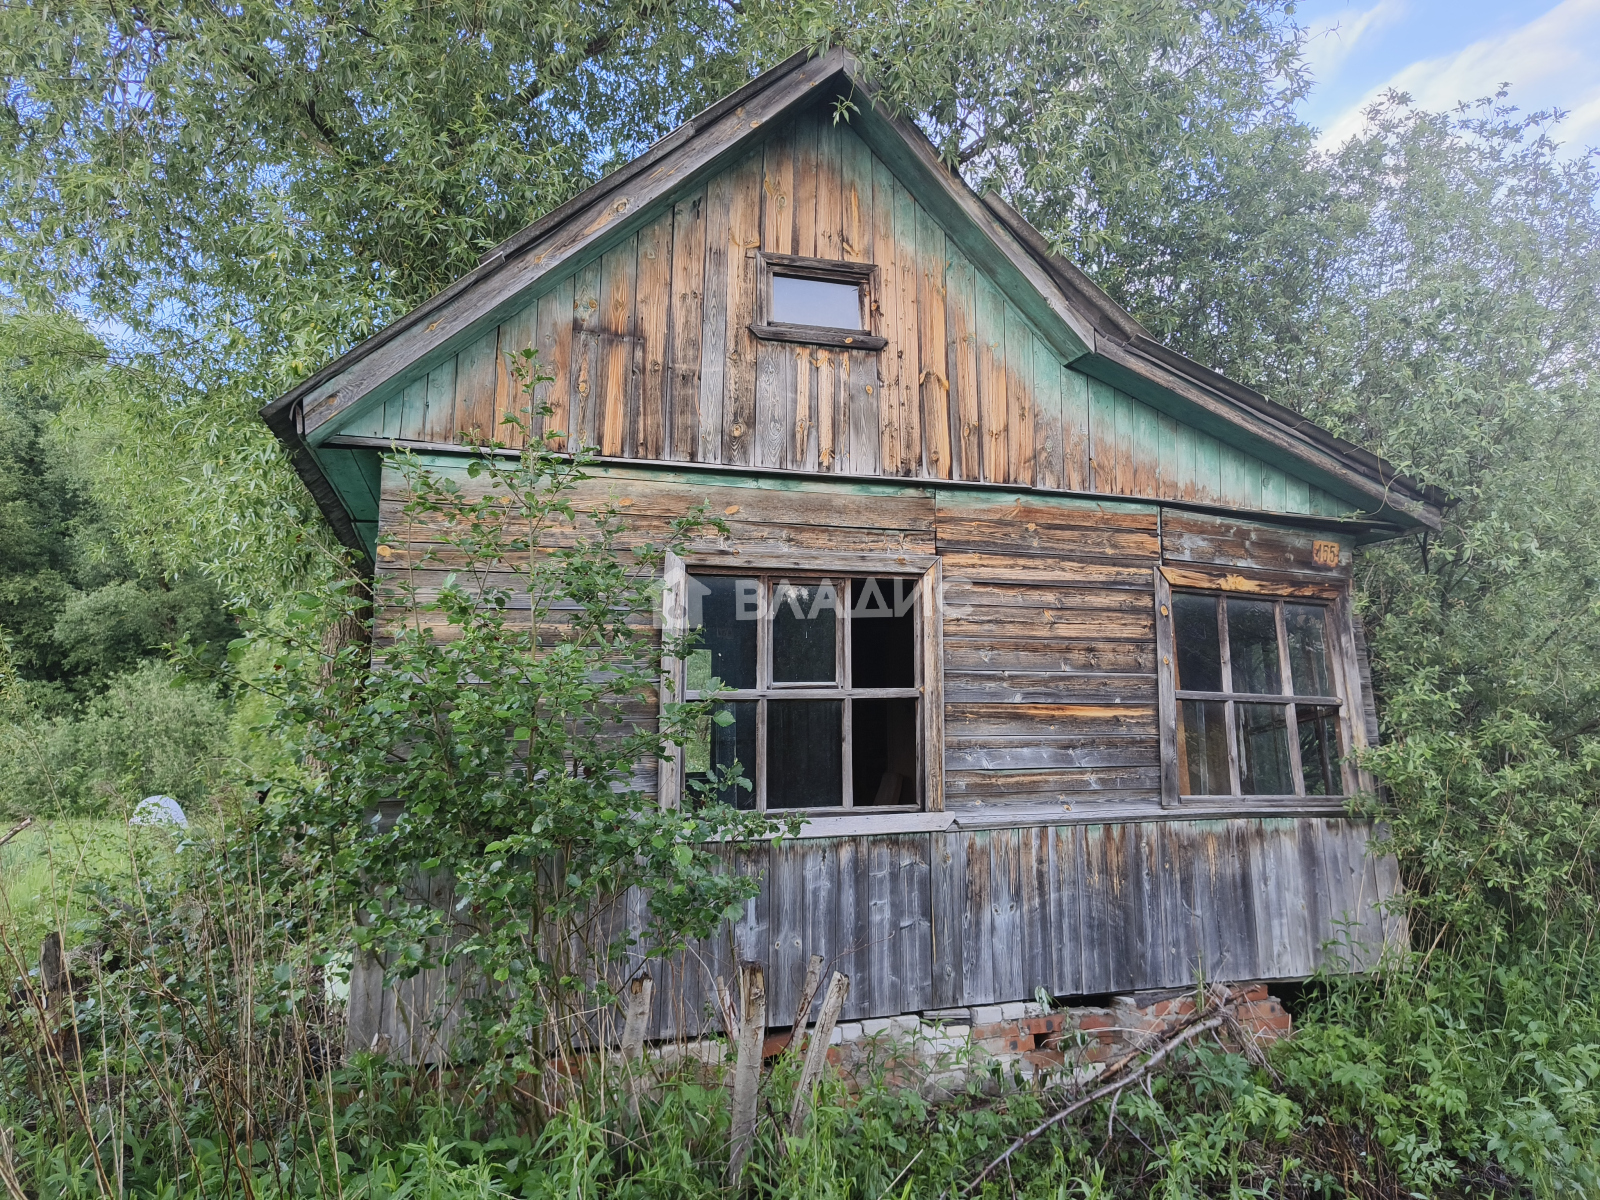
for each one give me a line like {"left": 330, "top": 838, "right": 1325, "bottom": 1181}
{"left": 1292, "top": 0, "right": 1600, "bottom": 153}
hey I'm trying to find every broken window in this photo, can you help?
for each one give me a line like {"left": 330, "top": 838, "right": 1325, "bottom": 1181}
{"left": 1172, "top": 593, "right": 1346, "bottom": 798}
{"left": 683, "top": 574, "right": 921, "bottom": 812}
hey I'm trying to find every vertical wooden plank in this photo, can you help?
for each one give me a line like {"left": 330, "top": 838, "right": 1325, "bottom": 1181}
{"left": 989, "top": 830, "right": 1023, "bottom": 1002}
{"left": 866, "top": 837, "right": 897, "bottom": 1015}
{"left": 1129, "top": 400, "right": 1159, "bottom": 499}
{"left": 930, "top": 830, "right": 965, "bottom": 1007}
{"left": 871, "top": 156, "right": 903, "bottom": 476}
{"left": 1112, "top": 389, "right": 1135, "bottom": 496}
{"left": 834, "top": 838, "right": 866, "bottom": 1019}
{"left": 1017, "top": 826, "right": 1052, "bottom": 1002}
{"left": 897, "top": 835, "right": 933, "bottom": 1013}
{"left": 1157, "top": 412, "right": 1179, "bottom": 500}
{"left": 697, "top": 178, "right": 732, "bottom": 464}
{"left": 1220, "top": 444, "right": 1259, "bottom": 508}
{"left": 976, "top": 278, "right": 1008, "bottom": 483}
{"left": 453, "top": 328, "right": 500, "bottom": 444}
{"left": 1195, "top": 432, "right": 1222, "bottom": 502}
{"left": 636, "top": 212, "right": 673, "bottom": 461}
{"left": 803, "top": 838, "right": 839, "bottom": 990}
{"left": 768, "top": 841, "right": 807, "bottom": 1023}
{"left": 945, "top": 250, "right": 981, "bottom": 481}
{"left": 1154, "top": 567, "right": 1180, "bottom": 808}
{"left": 755, "top": 340, "right": 787, "bottom": 469}
{"left": 1283, "top": 473, "right": 1312, "bottom": 514}
{"left": 1087, "top": 379, "right": 1117, "bottom": 494}
{"left": 917, "top": 207, "right": 951, "bottom": 479}
{"left": 597, "top": 237, "right": 638, "bottom": 457}
{"left": 532, "top": 281, "right": 572, "bottom": 451}
{"left": 1062, "top": 367, "right": 1090, "bottom": 492}
{"left": 724, "top": 155, "right": 763, "bottom": 466}
{"left": 1175, "top": 420, "right": 1197, "bottom": 501}
{"left": 1048, "top": 825, "right": 1086, "bottom": 997}
{"left": 1260, "top": 464, "right": 1287, "bottom": 513}
{"left": 571, "top": 260, "right": 604, "bottom": 450}
{"left": 893, "top": 180, "right": 922, "bottom": 476}
{"left": 815, "top": 116, "right": 843, "bottom": 260}
{"left": 839, "top": 127, "right": 872, "bottom": 264}
{"left": 792, "top": 113, "right": 820, "bottom": 259}
{"left": 494, "top": 303, "right": 538, "bottom": 446}
{"left": 814, "top": 347, "right": 837, "bottom": 472}
{"left": 669, "top": 193, "right": 707, "bottom": 461}
{"left": 762, "top": 131, "right": 796, "bottom": 257}
{"left": 847, "top": 350, "right": 881, "bottom": 476}
{"left": 1032, "top": 338, "right": 1064, "bottom": 491}
{"left": 395, "top": 376, "right": 428, "bottom": 442}
{"left": 794, "top": 346, "right": 818, "bottom": 470}
{"left": 423, "top": 362, "right": 457, "bottom": 443}
{"left": 1004, "top": 305, "right": 1035, "bottom": 487}
{"left": 959, "top": 831, "right": 994, "bottom": 1005}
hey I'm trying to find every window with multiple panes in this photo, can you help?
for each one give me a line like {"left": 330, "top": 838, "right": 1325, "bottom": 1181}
{"left": 683, "top": 573, "right": 921, "bottom": 812}
{"left": 1172, "top": 593, "right": 1346, "bottom": 798}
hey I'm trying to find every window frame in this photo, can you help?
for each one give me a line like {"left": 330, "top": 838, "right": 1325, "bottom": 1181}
{"left": 749, "top": 253, "right": 887, "bottom": 351}
{"left": 1154, "top": 565, "right": 1367, "bottom": 808}
{"left": 660, "top": 553, "right": 944, "bottom": 816}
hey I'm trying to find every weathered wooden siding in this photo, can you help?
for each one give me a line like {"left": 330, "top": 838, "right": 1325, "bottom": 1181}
{"left": 336, "top": 107, "right": 1346, "bottom": 518}
{"left": 349, "top": 816, "right": 1400, "bottom": 1046}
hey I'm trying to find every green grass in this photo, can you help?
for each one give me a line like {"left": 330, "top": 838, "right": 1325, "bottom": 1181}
{"left": 0, "top": 816, "right": 174, "bottom": 948}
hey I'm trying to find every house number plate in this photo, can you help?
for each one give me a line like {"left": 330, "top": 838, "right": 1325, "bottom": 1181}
{"left": 1312, "top": 540, "right": 1341, "bottom": 567}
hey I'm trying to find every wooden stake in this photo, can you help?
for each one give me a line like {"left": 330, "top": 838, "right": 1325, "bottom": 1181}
{"left": 620, "top": 974, "right": 654, "bottom": 1127}
{"left": 786, "top": 954, "right": 825, "bottom": 1057}
{"left": 727, "top": 962, "right": 766, "bottom": 1185}
{"left": 715, "top": 974, "right": 740, "bottom": 1042}
{"left": 788, "top": 970, "right": 849, "bottom": 1135}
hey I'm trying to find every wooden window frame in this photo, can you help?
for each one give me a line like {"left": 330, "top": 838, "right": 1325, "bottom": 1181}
{"left": 749, "top": 252, "right": 887, "bottom": 351}
{"left": 660, "top": 552, "right": 944, "bottom": 815}
{"left": 1154, "top": 565, "right": 1371, "bottom": 808}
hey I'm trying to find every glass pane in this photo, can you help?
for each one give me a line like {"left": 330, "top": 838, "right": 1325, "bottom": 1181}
{"left": 686, "top": 700, "right": 757, "bottom": 809}
{"left": 1179, "top": 700, "right": 1230, "bottom": 795}
{"left": 1297, "top": 705, "right": 1343, "bottom": 795}
{"left": 773, "top": 581, "right": 838, "bottom": 683}
{"left": 1173, "top": 594, "right": 1222, "bottom": 692}
{"left": 852, "top": 698, "right": 918, "bottom": 806}
{"left": 1285, "top": 603, "right": 1333, "bottom": 697}
{"left": 767, "top": 700, "right": 843, "bottom": 808}
{"left": 851, "top": 577, "right": 916, "bottom": 688}
{"left": 771, "top": 275, "right": 863, "bottom": 329}
{"left": 686, "top": 574, "right": 757, "bottom": 690}
{"left": 1237, "top": 703, "right": 1293, "bottom": 795}
{"left": 1227, "top": 599, "right": 1283, "bottom": 695}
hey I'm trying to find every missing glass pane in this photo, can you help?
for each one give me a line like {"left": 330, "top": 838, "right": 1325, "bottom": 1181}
{"left": 773, "top": 581, "right": 839, "bottom": 683}
{"left": 771, "top": 275, "right": 863, "bottom": 330}
{"left": 686, "top": 574, "right": 757, "bottom": 690}
{"left": 1285, "top": 604, "right": 1333, "bottom": 696}
{"left": 851, "top": 577, "right": 916, "bottom": 688}
{"left": 1173, "top": 594, "right": 1222, "bottom": 691}
{"left": 767, "top": 700, "right": 843, "bottom": 808}
{"left": 1227, "top": 599, "right": 1282, "bottom": 695}
{"left": 1179, "top": 699, "right": 1230, "bottom": 794}
{"left": 852, "top": 697, "right": 918, "bottom": 806}
{"left": 1298, "top": 705, "right": 1342, "bottom": 795}
{"left": 1237, "top": 703, "right": 1293, "bottom": 794}
{"left": 686, "top": 700, "right": 756, "bottom": 809}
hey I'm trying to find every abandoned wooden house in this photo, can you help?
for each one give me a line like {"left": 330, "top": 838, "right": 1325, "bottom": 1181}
{"left": 262, "top": 48, "right": 1443, "bottom": 1050}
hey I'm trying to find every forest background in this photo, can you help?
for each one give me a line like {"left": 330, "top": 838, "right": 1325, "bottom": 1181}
{"left": 0, "top": 0, "right": 1599, "bottom": 1195}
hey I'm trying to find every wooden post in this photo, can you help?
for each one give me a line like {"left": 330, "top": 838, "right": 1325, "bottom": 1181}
{"left": 715, "top": 974, "right": 740, "bottom": 1042}
{"left": 620, "top": 974, "right": 654, "bottom": 1127}
{"left": 788, "top": 971, "right": 849, "bottom": 1135}
{"left": 786, "top": 953, "right": 825, "bottom": 1057}
{"left": 727, "top": 962, "right": 766, "bottom": 1185}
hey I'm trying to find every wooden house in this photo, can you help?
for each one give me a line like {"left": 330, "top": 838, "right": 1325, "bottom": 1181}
{"left": 262, "top": 48, "right": 1442, "bottom": 1045}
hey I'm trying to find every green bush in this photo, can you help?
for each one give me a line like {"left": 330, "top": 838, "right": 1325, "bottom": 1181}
{"left": 0, "top": 660, "right": 230, "bottom": 816}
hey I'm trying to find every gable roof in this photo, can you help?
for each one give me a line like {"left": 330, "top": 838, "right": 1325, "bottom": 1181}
{"left": 261, "top": 46, "right": 1443, "bottom": 558}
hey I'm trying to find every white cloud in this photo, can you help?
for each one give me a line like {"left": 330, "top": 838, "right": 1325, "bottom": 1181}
{"left": 1300, "top": 0, "right": 1406, "bottom": 86}
{"left": 1316, "top": 0, "right": 1600, "bottom": 152}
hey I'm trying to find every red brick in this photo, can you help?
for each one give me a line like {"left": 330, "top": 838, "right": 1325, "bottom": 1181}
{"left": 1022, "top": 1049, "right": 1066, "bottom": 1068}
{"left": 1075, "top": 1013, "right": 1115, "bottom": 1032}
{"left": 972, "top": 1020, "right": 1022, "bottom": 1042}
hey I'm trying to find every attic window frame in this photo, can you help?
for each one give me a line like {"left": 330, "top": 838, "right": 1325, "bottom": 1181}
{"left": 750, "top": 253, "right": 887, "bottom": 351}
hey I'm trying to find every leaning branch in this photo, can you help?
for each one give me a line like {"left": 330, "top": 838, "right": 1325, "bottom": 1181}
{"left": 964, "top": 996, "right": 1236, "bottom": 1194}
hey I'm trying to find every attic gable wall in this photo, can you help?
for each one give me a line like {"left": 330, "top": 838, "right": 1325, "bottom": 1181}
{"left": 331, "top": 107, "right": 1346, "bottom": 518}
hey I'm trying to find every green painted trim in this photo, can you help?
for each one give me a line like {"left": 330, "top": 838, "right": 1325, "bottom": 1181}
{"left": 313, "top": 445, "right": 383, "bottom": 561}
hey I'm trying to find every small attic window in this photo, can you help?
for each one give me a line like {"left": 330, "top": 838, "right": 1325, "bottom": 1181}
{"left": 772, "top": 275, "right": 863, "bottom": 329}
{"left": 751, "top": 253, "right": 886, "bottom": 351}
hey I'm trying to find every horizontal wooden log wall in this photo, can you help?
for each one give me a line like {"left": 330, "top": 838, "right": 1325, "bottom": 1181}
{"left": 338, "top": 108, "right": 1347, "bottom": 518}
